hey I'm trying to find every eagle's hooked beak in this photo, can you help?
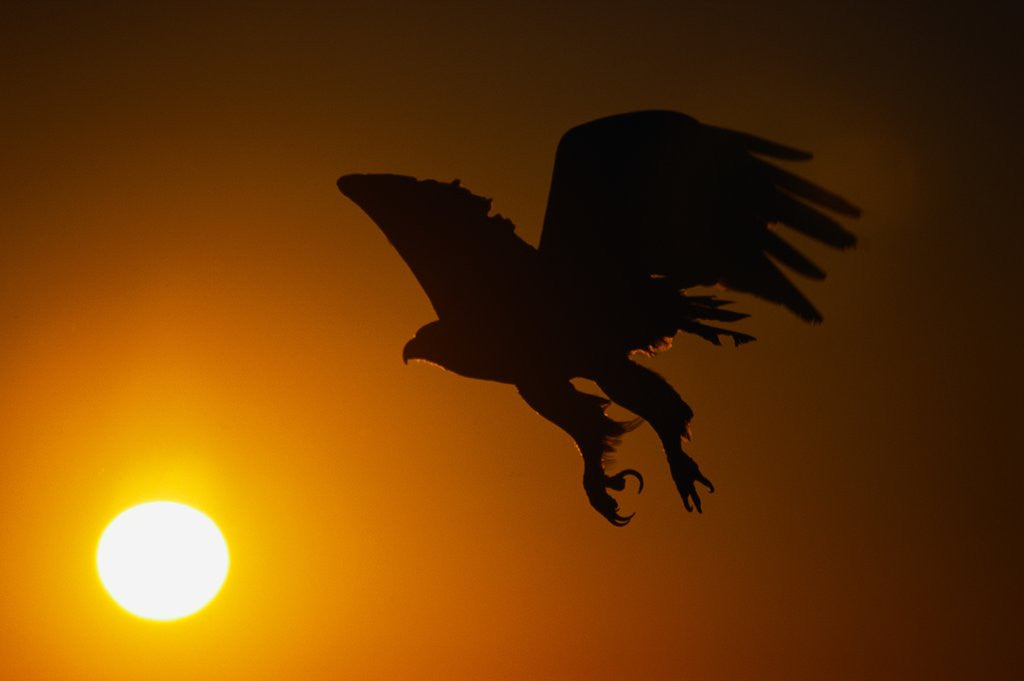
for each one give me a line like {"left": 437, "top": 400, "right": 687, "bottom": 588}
{"left": 402, "top": 327, "right": 439, "bottom": 367}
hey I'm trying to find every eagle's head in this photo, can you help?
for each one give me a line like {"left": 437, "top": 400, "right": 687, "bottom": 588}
{"left": 402, "top": 320, "right": 514, "bottom": 383}
{"left": 402, "top": 321, "right": 453, "bottom": 369}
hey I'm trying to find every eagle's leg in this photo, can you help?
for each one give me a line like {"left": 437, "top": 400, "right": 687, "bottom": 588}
{"left": 595, "top": 360, "right": 714, "bottom": 513}
{"left": 517, "top": 381, "right": 642, "bottom": 526}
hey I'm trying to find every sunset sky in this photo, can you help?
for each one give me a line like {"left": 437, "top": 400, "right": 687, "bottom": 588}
{"left": 1, "top": 2, "right": 1020, "bottom": 679}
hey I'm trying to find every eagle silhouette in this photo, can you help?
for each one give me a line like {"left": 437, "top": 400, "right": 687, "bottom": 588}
{"left": 338, "top": 110, "right": 859, "bottom": 525}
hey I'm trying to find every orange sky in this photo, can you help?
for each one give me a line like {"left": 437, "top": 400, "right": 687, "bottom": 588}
{"left": 0, "top": 2, "right": 1020, "bottom": 679}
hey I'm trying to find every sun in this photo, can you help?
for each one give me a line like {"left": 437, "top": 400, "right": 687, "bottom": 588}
{"left": 97, "top": 501, "right": 229, "bottom": 621}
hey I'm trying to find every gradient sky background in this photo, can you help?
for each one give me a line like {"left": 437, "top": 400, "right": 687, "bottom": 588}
{"left": 1, "top": 2, "right": 1020, "bottom": 679}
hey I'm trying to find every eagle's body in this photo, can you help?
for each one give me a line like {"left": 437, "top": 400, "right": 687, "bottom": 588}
{"left": 339, "top": 111, "right": 859, "bottom": 525}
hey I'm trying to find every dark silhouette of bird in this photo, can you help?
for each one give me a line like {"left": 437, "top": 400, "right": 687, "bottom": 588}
{"left": 338, "top": 110, "right": 859, "bottom": 525}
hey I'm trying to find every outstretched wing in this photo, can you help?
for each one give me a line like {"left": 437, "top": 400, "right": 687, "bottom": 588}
{"left": 538, "top": 111, "right": 860, "bottom": 322}
{"left": 338, "top": 174, "right": 537, "bottom": 322}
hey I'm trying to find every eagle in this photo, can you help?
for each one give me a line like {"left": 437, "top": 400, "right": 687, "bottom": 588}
{"left": 338, "top": 110, "right": 859, "bottom": 525}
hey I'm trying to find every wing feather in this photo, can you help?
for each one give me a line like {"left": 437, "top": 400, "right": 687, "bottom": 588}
{"left": 538, "top": 110, "right": 859, "bottom": 322}
{"left": 767, "top": 188, "right": 857, "bottom": 249}
{"left": 338, "top": 173, "right": 536, "bottom": 322}
{"left": 761, "top": 229, "right": 826, "bottom": 280}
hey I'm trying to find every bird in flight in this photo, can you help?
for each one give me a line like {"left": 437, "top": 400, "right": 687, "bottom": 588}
{"left": 338, "top": 110, "right": 859, "bottom": 525}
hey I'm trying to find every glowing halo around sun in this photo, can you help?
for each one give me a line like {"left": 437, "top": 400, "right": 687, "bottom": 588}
{"left": 97, "top": 501, "right": 229, "bottom": 621}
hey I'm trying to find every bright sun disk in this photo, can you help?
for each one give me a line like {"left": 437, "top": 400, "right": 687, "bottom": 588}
{"left": 97, "top": 501, "right": 229, "bottom": 621}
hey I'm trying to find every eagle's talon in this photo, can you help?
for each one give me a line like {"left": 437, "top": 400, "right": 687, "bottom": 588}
{"left": 584, "top": 467, "right": 644, "bottom": 525}
{"left": 607, "top": 468, "right": 644, "bottom": 493}
{"left": 669, "top": 452, "right": 713, "bottom": 514}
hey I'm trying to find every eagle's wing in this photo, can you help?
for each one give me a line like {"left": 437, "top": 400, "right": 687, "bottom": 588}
{"left": 338, "top": 174, "right": 537, "bottom": 322}
{"left": 538, "top": 111, "right": 860, "bottom": 322}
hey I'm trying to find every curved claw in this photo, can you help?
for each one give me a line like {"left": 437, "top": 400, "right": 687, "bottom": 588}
{"left": 607, "top": 469, "right": 645, "bottom": 494}
{"left": 608, "top": 510, "right": 634, "bottom": 527}
{"left": 585, "top": 486, "right": 632, "bottom": 526}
